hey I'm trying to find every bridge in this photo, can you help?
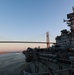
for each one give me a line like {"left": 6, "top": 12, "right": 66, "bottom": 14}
{"left": 0, "top": 32, "right": 56, "bottom": 48}
{"left": 0, "top": 41, "right": 55, "bottom": 44}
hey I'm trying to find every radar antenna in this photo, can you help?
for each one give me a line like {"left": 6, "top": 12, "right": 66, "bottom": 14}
{"left": 72, "top": 6, "right": 74, "bottom": 13}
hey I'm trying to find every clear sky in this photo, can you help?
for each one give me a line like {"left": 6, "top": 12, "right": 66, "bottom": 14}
{"left": 0, "top": 0, "right": 74, "bottom": 52}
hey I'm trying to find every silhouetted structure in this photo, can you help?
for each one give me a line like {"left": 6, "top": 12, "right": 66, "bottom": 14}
{"left": 23, "top": 7, "right": 74, "bottom": 75}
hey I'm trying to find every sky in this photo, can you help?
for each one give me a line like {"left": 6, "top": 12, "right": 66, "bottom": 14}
{"left": 0, "top": 0, "right": 74, "bottom": 52}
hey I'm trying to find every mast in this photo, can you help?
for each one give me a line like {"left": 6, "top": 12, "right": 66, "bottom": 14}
{"left": 64, "top": 7, "right": 74, "bottom": 35}
{"left": 64, "top": 7, "right": 74, "bottom": 48}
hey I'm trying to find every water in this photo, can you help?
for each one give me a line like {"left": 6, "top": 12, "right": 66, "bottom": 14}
{"left": 0, "top": 52, "right": 28, "bottom": 75}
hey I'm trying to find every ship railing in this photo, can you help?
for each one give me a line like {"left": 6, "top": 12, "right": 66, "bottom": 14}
{"left": 54, "top": 67, "right": 74, "bottom": 73}
{"left": 39, "top": 53, "right": 56, "bottom": 57}
{"left": 34, "top": 72, "right": 50, "bottom": 75}
{"left": 39, "top": 57, "right": 57, "bottom": 63}
{"left": 33, "top": 68, "right": 74, "bottom": 75}
{"left": 39, "top": 55, "right": 72, "bottom": 64}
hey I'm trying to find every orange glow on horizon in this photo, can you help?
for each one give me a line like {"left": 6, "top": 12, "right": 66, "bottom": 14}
{"left": 0, "top": 43, "right": 46, "bottom": 52}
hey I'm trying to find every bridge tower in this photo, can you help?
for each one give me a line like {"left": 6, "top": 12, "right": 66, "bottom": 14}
{"left": 46, "top": 32, "right": 50, "bottom": 48}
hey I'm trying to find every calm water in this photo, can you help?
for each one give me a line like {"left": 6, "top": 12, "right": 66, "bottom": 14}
{"left": 0, "top": 52, "right": 28, "bottom": 75}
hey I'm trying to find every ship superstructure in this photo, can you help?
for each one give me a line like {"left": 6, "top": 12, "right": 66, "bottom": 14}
{"left": 56, "top": 7, "right": 74, "bottom": 50}
{"left": 23, "top": 7, "right": 74, "bottom": 75}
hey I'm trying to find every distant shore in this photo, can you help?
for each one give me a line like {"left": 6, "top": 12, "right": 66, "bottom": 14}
{"left": 0, "top": 51, "right": 22, "bottom": 54}
{"left": 0, "top": 52, "right": 9, "bottom": 54}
